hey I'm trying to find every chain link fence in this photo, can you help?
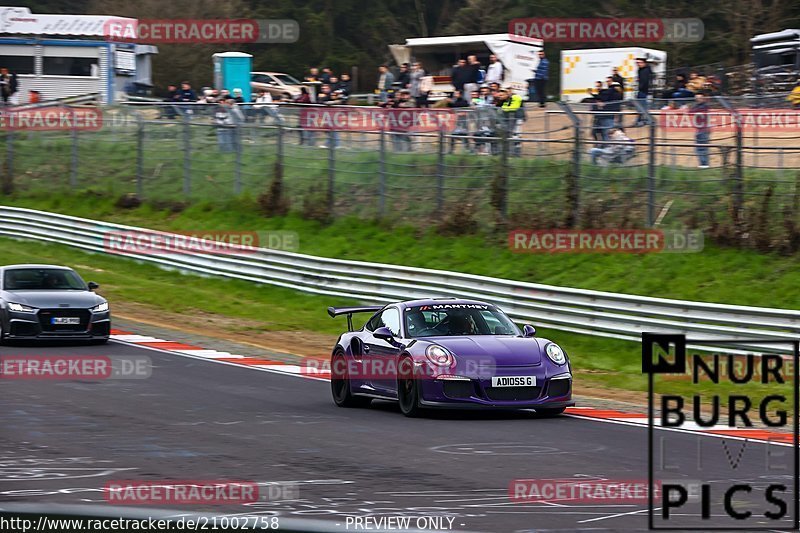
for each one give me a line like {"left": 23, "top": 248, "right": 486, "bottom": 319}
{"left": 2, "top": 98, "right": 799, "bottom": 248}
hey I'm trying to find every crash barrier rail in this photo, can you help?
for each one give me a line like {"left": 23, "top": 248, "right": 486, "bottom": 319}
{"left": 1, "top": 205, "right": 799, "bottom": 354}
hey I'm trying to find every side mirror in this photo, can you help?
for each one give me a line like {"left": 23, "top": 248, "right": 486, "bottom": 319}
{"left": 87, "top": 282, "right": 99, "bottom": 291}
{"left": 373, "top": 326, "right": 394, "bottom": 341}
{"left": 522, "top": 324, "right": 536, "bottom": 338}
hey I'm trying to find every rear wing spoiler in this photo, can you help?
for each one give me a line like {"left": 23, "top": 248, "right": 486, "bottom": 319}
{"left": 327, "top": 305, "right": 384, "bottom": 331}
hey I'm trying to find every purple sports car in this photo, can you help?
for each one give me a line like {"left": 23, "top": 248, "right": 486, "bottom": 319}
{"left": 327, "top": 298, "right": 574, "bottom": 417}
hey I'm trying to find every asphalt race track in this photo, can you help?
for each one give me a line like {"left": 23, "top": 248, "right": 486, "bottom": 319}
{"left": 1, "top": 339, "right": 795, "bottom": 532}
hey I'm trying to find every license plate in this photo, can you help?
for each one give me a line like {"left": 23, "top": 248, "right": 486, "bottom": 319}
{"left": 491, "top": 376, "right": 536, "bottom": 387}
{"left": 52, "top": 317, "right": 80, "bottom": 325}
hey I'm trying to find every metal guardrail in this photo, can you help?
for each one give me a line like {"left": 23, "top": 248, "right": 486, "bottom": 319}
{"left": 1, "top": 206, "right": 798, "bottom": 353}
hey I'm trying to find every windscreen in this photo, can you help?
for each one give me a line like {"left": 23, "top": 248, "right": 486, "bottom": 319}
{"left": 3, "top": 268, "right": 86, "bottom": 290}
{"left": 404, "top": 304, "right": 520, "bottom": 337}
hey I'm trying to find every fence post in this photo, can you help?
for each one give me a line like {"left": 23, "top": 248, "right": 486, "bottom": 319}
{"left": 378, "top": 128, "right": 386, "bottom": 216}
{"left": 630, "top": 99, "right": 657, "bottom": 226}
{"left": 234, "top": 125, "right": 242, "bottom": 195}
{"left": 719, "top": 97, "right": 745, "bottom": 235}
{"left": 497, "top": 117, "right": 509, "bottom": 221}
{"left": 136, "top": 115, "right": 144, "bottom": 198}
{"left": 70, "top": 125, "right": 78, "bottom": 189}
{"left": 327, "top": 129, "right": 335, "bottom": 216}
{"left": 557, "top": 102, "right": 581, "bottom": 227}
{"left": 276, "top": 122, "right": 284, "bottom": 175}
{"left": 436, "top": 127, "right": 445, "bottom": 211}
{"left": 182, "top": 113, "right": 191, "bottom": 198}
{"left": 1, "top": 130, "right": 12, "bottom": 195}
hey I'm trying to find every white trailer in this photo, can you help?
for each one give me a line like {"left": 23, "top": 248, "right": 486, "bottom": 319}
{"left": 559, "top": 47, "right": 667, "bottom": 103}
{"left": 389, "top": 33, "right": 543, "bottom": 99}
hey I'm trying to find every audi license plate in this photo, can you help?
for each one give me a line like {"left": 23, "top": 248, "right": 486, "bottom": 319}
{"left": 491, "top": 376, "right": 536, "bottom": 387}
{"left": 52, "top": 317, "right": 80, "bottom": 325}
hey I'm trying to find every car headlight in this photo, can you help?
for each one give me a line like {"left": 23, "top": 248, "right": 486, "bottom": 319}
{"left": 545, "top": 343, "right": 567, "bottom": 365}
{"left": 7, "top": 302, "right": 36, "bottom": 313}
{"left": 90, "top": 302, "right": 109, "bottom": 313}
{"left": 425, "top": 345, "right": 455, "bottom": 366}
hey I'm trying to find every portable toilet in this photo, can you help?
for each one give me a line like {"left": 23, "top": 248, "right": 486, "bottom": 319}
{"left": 213, "top": 52, "right": 253, "bottom": 102}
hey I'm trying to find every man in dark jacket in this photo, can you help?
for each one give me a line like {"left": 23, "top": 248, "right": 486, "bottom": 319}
{"left": 0, "top": 67, "right": 18, "bottom": 105}
{"left": 635, "top": 58, "right": 652, "bottom": 125}
{"left": 396, "top": 63, "right": 411, "bottom": 89}
{"left": 451, "top": 59, "right": 470, "bottom": 92}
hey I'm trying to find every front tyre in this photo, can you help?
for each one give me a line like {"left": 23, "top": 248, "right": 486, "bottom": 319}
{"left": 331, "top": 351, "right": 372, "bottom": 408}
{"left": 397, "top": 356, "right": 424, "bottom": 417}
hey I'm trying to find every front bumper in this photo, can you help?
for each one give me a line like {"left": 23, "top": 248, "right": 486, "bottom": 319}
{"left": 6, "top": 308, "right": 111, "bottom": 340}
{"left": 418, "top": 370, "right": 573, "bottom": 409}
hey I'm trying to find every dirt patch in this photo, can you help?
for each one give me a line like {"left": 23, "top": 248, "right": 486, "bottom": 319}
{"left": 113, "top": 301, "right": 336, "bottom": 358}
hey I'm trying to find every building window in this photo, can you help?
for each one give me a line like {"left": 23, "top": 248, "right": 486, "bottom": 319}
{"left": 0, "top": 56, "right": 35, "bottom": 75}
{"left": 43, "top": 56, "right": 97, "bottom": 76}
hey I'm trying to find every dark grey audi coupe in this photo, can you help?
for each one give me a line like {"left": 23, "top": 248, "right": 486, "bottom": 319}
{"left": 0, "top": 264, "right": 110, "bottom": 344}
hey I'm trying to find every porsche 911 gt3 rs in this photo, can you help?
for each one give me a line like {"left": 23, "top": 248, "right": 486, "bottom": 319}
{"left": 328, "top": 298, "right": 573, "bottom": 417}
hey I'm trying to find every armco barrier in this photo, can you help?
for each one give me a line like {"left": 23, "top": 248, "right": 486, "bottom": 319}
{"left": 1, "top": 206, "right": 798, "bottom": 353}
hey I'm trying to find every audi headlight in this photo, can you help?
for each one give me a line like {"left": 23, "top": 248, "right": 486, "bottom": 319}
{"left": 90, "top": 302, "right": 109, "bottom": 313}
{"left": 545, "top": 343, "right": 567, "bottom": 365}
{"left": 425, "top": 345, "right": 455, "bottom": 366}
{"left": 8, "top": 302, "right": 36, "bottom": 313}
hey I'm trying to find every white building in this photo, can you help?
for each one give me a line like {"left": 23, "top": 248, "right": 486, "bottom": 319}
{"left": 0, "top": 6, "right": 158, "bottom": 103}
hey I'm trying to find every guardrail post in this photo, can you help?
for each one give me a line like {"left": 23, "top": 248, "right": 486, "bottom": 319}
{"left": 234, "top": 125, "right": 242, "bottom": 195}
{"left": 70, "top": 125, "right": 78, "bottom": 189}
{"left": 436, "top": 127, "right": 445, "bottom": 212}
{"left": 136, "top": 115, "right": 144, "bottom": 198}
{"left": 378, "top": 128, "right": 386, "bottom": 216}
{"left": 327, "top": 129, "right": 335, "bottom": 216}
{"left": 182, "top": 113, "right": 191, "bottom": 198}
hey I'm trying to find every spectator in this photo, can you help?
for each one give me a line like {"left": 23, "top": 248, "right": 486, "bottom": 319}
{"left": 634, "top": 58, "right": 652, "bottom": 126}
{"left": 28, "top": 90, "right": 41, "bottom": 104}
{"left": 279, "top": 92, "right": 293, "bottom": 103}
{"left": 163, "top": 84, "right": 179, "bottom": 119}
{"left": 475, "top": 86, "right": 494, "bottom": 107}
{"left": 295, "top": 86, "right": 312, "bottom": 103}
{"left": 788, "top": 80, "right": 800, "bottom": 108}
{"left": 0, "top": 67, "right": 18, "bottom": 105}
{"left": 533, "top": 50, "right": 549, "bottom": 108}
{"left": 215, "top": 97, "right": 244, "bottom": 153}
{"left": 294, "top": 86, "right": 314, "bottom": 145}
{"left": 177, "top": 81, "right": 197, "bottom": 102}
{"left": 497, "top": 88, "right": 525, "bottom": 155}
{"left": 231, "top": 88, "right": 245, "bottom": 104}
{"left": 253, "top": 89, "right": 280, "bottom": 123}
{"left": 691, "top": 90, "right": 712, "bottom": 169}
{"left": 486, "top": 54, "right": 504, "bottom": 85}
{"left": 304, "top": 67, "right": 320, "bottom": 83}
{"left": 409, "top": 62, "right": 426, "bottom": 107}
{"left": 464, "top": 55, "right": 481, "bottom": 97}
{"left": 451, "top": 58, "right": 470, "bottom": 93}
{"left": 662, "top": 73, "right": 693, "bottom": 107}
{"left": 686, "top": 70, "right": 707, "bottom": 94}
{"left": 391, "top": 89, "right": 416, "bottom": 152}
{"left": 377, "top": 64, "right": 395, "bottom": 103}
{"left": 317, "top": 84, "right": 333, "bottom": 104}
{"left": 582, "top": 82, "right": 604, "bottom": 141}
{"left": 589, "top": 128, "right": 635, "bottom": 166}
{"left": 320, "top": 67, "right": 332, "bottom": 84}
{"left": 611, "top": 67, "right": 625, "bottom": 92}
{"left": 397, "top": 63, "right": 411, "bottom": 89}
{"left": 447, "top": 90, "right": 470, "bottom": 108}
{"left": 336, "top": 73, "right": 353, "bottom": 96}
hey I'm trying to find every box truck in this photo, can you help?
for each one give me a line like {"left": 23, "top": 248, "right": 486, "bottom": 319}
{"left": 560, "top": 47, "right": 667, "bottom": 102}
{"left": 389, "top": 33, "right": 543, "bottom": 99}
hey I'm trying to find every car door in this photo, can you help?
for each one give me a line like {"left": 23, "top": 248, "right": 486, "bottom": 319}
{"left": 364, "top": 306, "right": 404, "bottom": 395}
